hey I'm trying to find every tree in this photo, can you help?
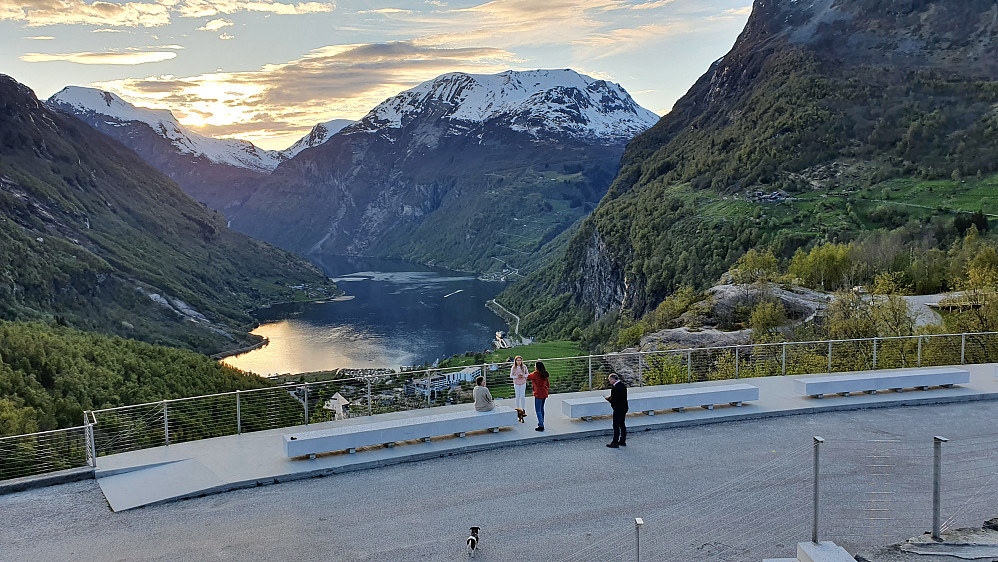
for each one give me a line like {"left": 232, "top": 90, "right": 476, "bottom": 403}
{"left": 870, "top": 272, "right": 918, "bottom": 337}
{"left": 826, "top": 290, "right": 877, "bottom": 340}
{"left": 729, "top": 249, "right": 779, "bottom": 285}
{"left": 750, "top": 300, "right": 787, "bottom": 342}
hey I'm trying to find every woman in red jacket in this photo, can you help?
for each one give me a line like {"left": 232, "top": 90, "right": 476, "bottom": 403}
{"left": 527, "top": 361, "right": 550, "bottom": 431}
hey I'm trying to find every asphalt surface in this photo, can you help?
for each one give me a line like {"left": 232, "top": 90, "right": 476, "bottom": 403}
{"left": 3, "top": 401, "right": 997, "bottom": 562}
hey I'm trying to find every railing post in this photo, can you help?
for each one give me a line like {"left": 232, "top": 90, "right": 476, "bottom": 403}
{"left": 84, "top": 412, "right": 97, "bottom": 469}
{"left": 303, "top": 383, "right": 309, "bottom": 425}
{"left": 588, "top": 356, "right": 593, "bottom": 391}
{"left": 687, "top": 350, "right": 692, "bottom": 383}
{"left": 933, "top": 436, "right": 948, "bottom": 540}
{"left": 782, "top": 342, "right": 787, "bottom": 377}
{"left": 827, "top": 341, "right": 832, "bottom": 373}
{"left": 368, "top": 376, "right": 373, "bottom": 416}
{"left": 918, "top": 335, "right": 922, "bottom": 367}
{"left": 735, "top": 346, "right": 740, "bottom": 379}
{"left": 635, "top": 517, "right": 644, "bottom": 562}
{"left": 163, "top": 400, "right": 169, "bottom": 446}
{"left": 236, "top": 390, "right": 242, "bottom": 435}
{"left": 813, "top": 436, "right": 824, "bottom": 544}
{"left": 638, "top": 354, "right": 644, "bottom": 387}
{"left": 873, "top": 337, "right": 878, "bottom": 370}
{"left": 961, "top": 334, "right": 966, "bottom": 364}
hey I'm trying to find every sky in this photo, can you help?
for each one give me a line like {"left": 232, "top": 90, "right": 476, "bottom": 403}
{"left": 1, "top": 0, "right": 752, "bottom": 150}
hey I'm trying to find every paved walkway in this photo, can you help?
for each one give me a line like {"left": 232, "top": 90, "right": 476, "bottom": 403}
{"left": 93, "top": 363, "right": 998, "bottom": 511}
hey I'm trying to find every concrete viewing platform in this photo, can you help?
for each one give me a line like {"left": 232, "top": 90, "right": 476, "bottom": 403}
{"left": 90, "top": 363, "right": 998, "bottom": 512}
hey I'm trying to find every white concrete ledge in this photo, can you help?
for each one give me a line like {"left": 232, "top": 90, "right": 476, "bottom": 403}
{"left": 794, "top": 367, "right": 970, "bottom": 398}
{"left": 283, "top": 406, "right": 518, "bottom": 457}
{"left": 562, "top": 383, "right": 759, "bottom": 419}
{"left": 797, "top": 540, "right": 856, "bottom": 562}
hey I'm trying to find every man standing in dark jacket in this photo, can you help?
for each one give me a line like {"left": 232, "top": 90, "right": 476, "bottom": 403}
{"left": 605, "top": 374, "right": 628, "bottom": 448}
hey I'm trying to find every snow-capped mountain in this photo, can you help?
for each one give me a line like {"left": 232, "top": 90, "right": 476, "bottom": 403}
{"left": 281, "top": 119, "right": 355, "bottom": 159}
{"left": 226, "top": 69, "right": 658, "bottom": 272}
{"left": 49, "top": 86, "right": 283, "bottom": 173}
{"left": 353, "top": 69, "right": 659, "bottom": 143}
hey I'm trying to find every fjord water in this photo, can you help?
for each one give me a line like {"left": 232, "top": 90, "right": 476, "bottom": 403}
{"left": 222, "top": 256, "right": 508, "bottom": 375}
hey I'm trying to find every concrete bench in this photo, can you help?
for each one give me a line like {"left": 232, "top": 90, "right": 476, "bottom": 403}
{"left": 283, "top": 406, "right": 519, "bottom": 458}
{"left": 794, "top": 367, "right": 970, "bottom": 398}
{"left": 562, "top": 383, "right": 760, "bottom": 420}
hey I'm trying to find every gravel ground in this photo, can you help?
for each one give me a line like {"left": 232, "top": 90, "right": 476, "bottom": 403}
{"left": 2, "top": 401, "right": 997, "bottom": 562}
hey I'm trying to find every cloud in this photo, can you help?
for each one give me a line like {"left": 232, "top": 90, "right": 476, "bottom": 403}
{"left": 94, "top": 40, "right": 517, "bottom": 148}
{"left": 21, "top": 50, "right": 178, "bottom": 64}
{"left": 219, "top": 32, "right": 233, "bottom": 39}
{"left": 357, "top": 7, "right": 413, "bottom": 14}
{"left": 197, "top": 17, "right": 231, "bottom": 31}
{"left": 629, "top": 0, "right": 676, "bottom": 9}
{"left": 574, "top": 21, "right": 692, "bottom": 57}
{"left": 0, "top": 0, "right": 334, "bottom": 27}
{"left": 25, "top": 34, "right": 54, "bottom": 39}
{"left": 719, "top": 5, "right": 751, "bottom": 17}
{"left": 0, "top": 0, "right": 171, "bottom": 27}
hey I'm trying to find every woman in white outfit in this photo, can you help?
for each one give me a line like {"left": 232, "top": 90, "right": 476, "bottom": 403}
{"left": 509, "top": 355, "right": 528, "bottom": 411}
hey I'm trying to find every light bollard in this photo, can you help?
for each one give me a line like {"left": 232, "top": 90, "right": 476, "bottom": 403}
{"left": 813, "top": 436, "right": 824, "bottom": 544}
{"left": 635, "top": 517, "right": 644, "bottom": 562}
{"left": 933, "top": 436, "right": 948, "bottom": 540}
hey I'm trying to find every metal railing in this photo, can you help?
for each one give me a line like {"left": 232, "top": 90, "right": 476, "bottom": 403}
{"left": 3, "top": 330, "right": 998, "bottom": 482}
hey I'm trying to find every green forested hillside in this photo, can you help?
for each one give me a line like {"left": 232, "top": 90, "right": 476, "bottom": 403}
{"left": 500, "top": 0, "right": 998, "bottom": 342}
{"left": 0, "top": 320, "right": 270, "bottom": 437}
{"left": 0, "top": 74, "right": 338, "bottom": 354}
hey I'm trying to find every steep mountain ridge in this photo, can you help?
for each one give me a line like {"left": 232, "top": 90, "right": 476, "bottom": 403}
{"left": 280, "top": 118, "right": 355, "bottom": 159}
{"left": 501, "top": 0, "right": 998, "bottom": 338}
{"left": 227, "top": 69, "right": 658, "bottom": 274}
{"left": 1, "top": 74, "right": 337, "bottom": 354}
{"left": 47, "top": 88, "right": 356, "bottom": 212}
{"left": 49, "top": 86, "right": 283, "bottom": 172}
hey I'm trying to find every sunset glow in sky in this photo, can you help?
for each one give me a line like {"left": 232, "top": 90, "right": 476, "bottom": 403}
{"left": 2, "top": 0, "right": 752, "bottom": 149}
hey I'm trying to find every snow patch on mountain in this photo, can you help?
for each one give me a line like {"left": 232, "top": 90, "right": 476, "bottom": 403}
{"left": 355, "top": 69, "right": 660, "bottom": 142}
{"left": 280, "top": 119, "right": 355, "bottom": 159}
{"left": 49, "top": 86, "right": 284, "bottom": 173}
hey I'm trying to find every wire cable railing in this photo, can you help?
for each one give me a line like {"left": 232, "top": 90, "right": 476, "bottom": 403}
{"left": 3, "top": 330, "right": 998, "bottom": 482}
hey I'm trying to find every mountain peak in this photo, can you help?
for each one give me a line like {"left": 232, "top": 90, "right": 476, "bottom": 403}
{"left": 353, "top": 68, "right": 659, "bottom": 143}
{"left": 49, "top": 86, "right": 284, "bottom": 173}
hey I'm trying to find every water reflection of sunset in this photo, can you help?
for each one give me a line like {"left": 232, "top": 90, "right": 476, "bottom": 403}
{"left": 222, "top": 319, "right": 418, "bottom": 376}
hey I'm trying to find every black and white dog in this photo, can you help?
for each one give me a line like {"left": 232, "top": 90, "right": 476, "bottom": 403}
{"left": 466, "top": 526, "right": 481, "bottom": 557}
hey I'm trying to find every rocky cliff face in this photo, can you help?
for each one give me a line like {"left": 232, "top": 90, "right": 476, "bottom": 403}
{"left": 226, "top": 69, "right": 658, "bottom": 274}
{"left": 502, "top": 0, "right": 998, "bottom": 335}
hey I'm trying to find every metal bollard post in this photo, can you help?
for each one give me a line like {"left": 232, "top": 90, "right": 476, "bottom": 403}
{"left": 827, "top": 341, "right": 832, "bottom": 373}
{"left": 236, "top": 390, "right": 241, "bottom": 435}
{"left": 163, "top": 400, "right": 169, "bottom": 446}
{"left": 933, "top": 436, "right": 948, "bottom": 540}
{"left": 368, "top": 377, "right": 373, "bottom": 416}
{"left": 782, "top": 342, "right": 787, "bottom": 377}
{"left": 735, "top": 346, "right": 740, "bottom": 379}
{"left": 635, "top": 517, "right": 644, "bottom": 562}
{"left": 687, "top": 350, "right": 692, "bottom": 383}
{"left": 813, "top": 436, "right": 824, "bottom": 544}
{"left": 918, "top": 336, "right": 922, "bottom": 367}
{"left": 304, "top": 383, "right": 309, "bottom": 425}
{"left": 638, "top": 355, "right": 643, "bottom": 387}
{"left": 961, "top": 334, "right": 966, "bottom": 364}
